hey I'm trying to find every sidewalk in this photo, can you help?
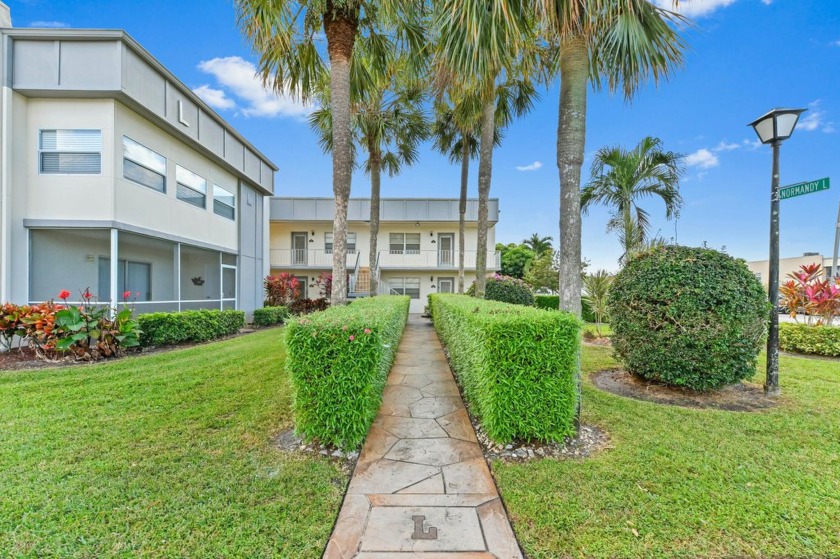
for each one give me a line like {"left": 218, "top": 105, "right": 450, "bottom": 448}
{"left": 324, "top": 315, "right": 523, "bottom": 559}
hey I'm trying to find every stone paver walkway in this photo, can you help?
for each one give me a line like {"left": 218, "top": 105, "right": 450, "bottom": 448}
{"left": 324, "top": 316, "right": 523, "bottom": 559}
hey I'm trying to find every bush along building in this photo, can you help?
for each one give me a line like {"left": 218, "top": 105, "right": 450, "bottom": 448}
{"left": 0, "top": 6, "right": 276, "bottom": 319}
{"left": 269, "top": 198, "right": 501, "bottom": 314}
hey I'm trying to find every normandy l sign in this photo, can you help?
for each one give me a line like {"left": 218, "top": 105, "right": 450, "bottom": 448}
{"left": 780, "top": 177, "right": 830, "bottom": 200}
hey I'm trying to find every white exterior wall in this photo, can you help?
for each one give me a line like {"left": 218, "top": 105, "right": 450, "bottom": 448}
{"left": 113, "top": 102, "right": 238, "bottom": 250}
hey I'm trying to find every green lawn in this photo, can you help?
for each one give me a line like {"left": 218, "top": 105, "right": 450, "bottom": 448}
{"left": 583, "top": 322, "right": 613, "bottom": 337}
{"left": 495, "top": 346, "right": 840, "bottom": 558}
{"left": 0, "top": 329, "right": 345, "bottom": 558}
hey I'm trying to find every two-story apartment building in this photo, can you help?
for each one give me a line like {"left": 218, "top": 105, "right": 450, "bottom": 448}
{"left": 269, "top": 197, "right": 501, "bottom": 313}
{"left": 0, "top": 15, "right": 276, "bottom": 317}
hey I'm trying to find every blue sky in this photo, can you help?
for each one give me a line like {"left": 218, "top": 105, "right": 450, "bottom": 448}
{"left": 9, "top": 0, "right": 840, "bottom": 271}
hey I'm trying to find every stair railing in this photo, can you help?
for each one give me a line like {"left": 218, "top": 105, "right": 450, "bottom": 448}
{"left": 348, "top": 252, "right": 361, "bottom": 295}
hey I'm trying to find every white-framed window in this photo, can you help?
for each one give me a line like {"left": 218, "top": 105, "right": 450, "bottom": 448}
{"left": 388, "top": 277, "right": 421, "bottom": 299}
{"left": 176, "top": 165, "right": 207, "bottom": 209}
{"left": 755, "top": 272, "right": 762, "bottom": 282}
{"left": 389, "top": 233, "right": 421, "bottom": 254}
{"left": 213, "top": 184, "right": 236, "bottom": 220}
{"left": 325, "top": 232, "right": 357, "bottom": 254}
{"left": 123, "top": 136, "right": 166, "bottom": 193}
{"left": 39, "top": 129, "right": 102, "bottom": 174}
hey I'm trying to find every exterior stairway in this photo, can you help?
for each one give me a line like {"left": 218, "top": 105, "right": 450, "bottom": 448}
{"left": 349, "top": 267, "right": 371, "bottom": 298}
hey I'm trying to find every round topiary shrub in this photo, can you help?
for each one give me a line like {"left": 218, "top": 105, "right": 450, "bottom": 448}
{"left": 468, "top": 274, "right": 535, "bottom": 306}
{"left": 607, "top": 245, "right": 770, "bottom": 391}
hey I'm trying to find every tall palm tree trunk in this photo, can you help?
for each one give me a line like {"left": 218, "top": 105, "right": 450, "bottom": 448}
{"left": 324, "top": 9, "right": 357, "bottom": 305}
{"left": 368, "top": 151, "right": 381, "bottom": 297}
{"left": 458, "top": 138, "right": 469, "bottom": 293}
{"left": 557, "top": 36, "right": 587, "bottom": 317}
{"left": 474, "top": 98, "right": 495, "bottom": 298}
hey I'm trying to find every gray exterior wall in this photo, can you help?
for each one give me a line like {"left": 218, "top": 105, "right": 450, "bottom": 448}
{"left": 238, "top": 182, "right": 266, "bottom": 313}
{"left": 270, "top": 198, "right": 500, "bottom": 223}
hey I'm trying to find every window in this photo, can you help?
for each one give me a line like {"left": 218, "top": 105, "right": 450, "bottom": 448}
{"left": 755, "top": 272, "right": 762, "bottom": 282}
{"left": 176, "top": 165, "right": 207, "bottom": 208}
{"left": 213, "top": 184, "right": 236, "bottom": 220}
{"left": 39, "top": 129, "right": 101, "bottom": 174}
{"left": 389, "top": 233, "right": 421, "bottom": 254}
{"left": 388, "top": 277, "right": 420, "bottom": 299}
{"left": 98, "top": 258, "right": 152, "bottom": 301}
{"left": 325, "top": 232, "right": 357, "bottom": 254}
{"left": 123, "top": 136, "right": 166, "bottom": 192}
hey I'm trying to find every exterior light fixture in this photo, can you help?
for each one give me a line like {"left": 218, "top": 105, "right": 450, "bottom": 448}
{"left": 748, "top": 106, "right": 807, "bottom": 397}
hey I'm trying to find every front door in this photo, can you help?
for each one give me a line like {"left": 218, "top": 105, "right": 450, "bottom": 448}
{"left": 437, "top": 277, "right": 455, "bottom": 293}
{"left": 291, "top": 232, "right": 308, "bottom": 266}
{"left": 438, "top": 234, "right": 454, "bottom": 267}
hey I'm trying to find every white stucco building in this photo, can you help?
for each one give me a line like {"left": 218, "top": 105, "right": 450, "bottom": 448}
{"left": 269, "top": 197, "right": 501, "bottom": 313}
{"left": 0, "top": 10, "right": 276, "bottom": 317}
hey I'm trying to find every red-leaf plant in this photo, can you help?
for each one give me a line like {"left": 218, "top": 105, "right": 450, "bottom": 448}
{"left": 780, "top": 264, "right": 840, "bottom": 326}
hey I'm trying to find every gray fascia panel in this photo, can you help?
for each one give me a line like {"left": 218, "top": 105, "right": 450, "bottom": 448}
{"left": 269, "top": 197, "right": 500, "bottom": 223}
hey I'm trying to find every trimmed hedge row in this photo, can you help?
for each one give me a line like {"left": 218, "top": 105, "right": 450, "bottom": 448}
{"left": 138, "top": 309, "right": 245, "bottom": 347}
{"left": 534, "top": 294, "right": 600, "bottom": 323}
{"left": 429, "top": 294, "right": 581, "bottom": 443}
{"left": 253, "top": 306, "right": 289, "bottom": 327}
{"left": 780, "top": 323, "right": 840, "bottom": 357}
{"left": 285, "top": 296, "right": 410, "bottom": 449}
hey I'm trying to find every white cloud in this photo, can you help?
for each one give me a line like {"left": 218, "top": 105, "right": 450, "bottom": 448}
{"left": 685, "top": 148, "right": 719, "bottom": 169}
{"left": 653, "top": 0, "right": 737, "bottom": 18}
{"left": 797, "top": 100, "right": 834, "bottom": 133}
{"left": 196, "top": 56, "right": 313, "bottom": 119}
{"left": 761, "top": 0, "right": 772, "bottom": 4}
{"left": 193, "top": 85, "right": 236, "bottom": 110}
{"left": 713, "top": 140, "right": 741, "bottom": 152}
{"left": 832, "top": 40, "right": 840, "bottom": 47}
{"left": 742, "top": 138, "right": 763, "bottom": 150}
{"left": 29, "top": 21, "right": 69, "bottom": 28}
{"left": 516, "top": 161, "right": 543, "bottom": 172}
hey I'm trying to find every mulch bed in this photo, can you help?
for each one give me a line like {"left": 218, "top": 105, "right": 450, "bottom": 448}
{"left": 591, "top": 369, "right": 778, "bottom": 412}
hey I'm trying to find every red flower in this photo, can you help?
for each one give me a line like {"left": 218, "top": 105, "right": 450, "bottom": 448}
{"left": 58, "top": 290, "right": 71, "bottom": 300}
{"left": 348, "top": 335, "right": 355, "bottom": 342}
{"left": 123, "top": 291, "right": 132, "bottom": 300}
{"left": 82, "top": 288, "right": 92, "bottom": 300}
{"left": 364, "top": 328, "right": 372, "bottom": 334}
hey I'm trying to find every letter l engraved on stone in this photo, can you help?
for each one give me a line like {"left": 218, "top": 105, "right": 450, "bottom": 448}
{"left": 411, "top": 515, "right": 438, "bottom": 540}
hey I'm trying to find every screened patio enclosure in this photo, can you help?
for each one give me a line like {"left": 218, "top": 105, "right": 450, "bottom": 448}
{"left": 29, "top": 229, "right": 237, "bottom": 313}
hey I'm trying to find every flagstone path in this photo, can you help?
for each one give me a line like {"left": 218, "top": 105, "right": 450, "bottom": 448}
{"left": 324, "top": 315, "right": 523, "bottom": 559}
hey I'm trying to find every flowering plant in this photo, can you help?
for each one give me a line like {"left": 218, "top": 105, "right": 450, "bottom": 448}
{"left": 264, "top": 273, "right": 300, "bottom": 307}
{"left": 780, "top": 264, "right": 840, "bottom": 326}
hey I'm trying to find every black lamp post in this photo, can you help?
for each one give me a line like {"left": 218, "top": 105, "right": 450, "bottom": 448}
{"left": 748, "top": 107, "right": 806, "bottom": 396}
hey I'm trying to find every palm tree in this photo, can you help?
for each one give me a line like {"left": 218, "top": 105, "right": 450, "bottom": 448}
{"left": 310, "top": 47, "right": 429, "bottom": 297}
{"left": 583, "top": 270, "right": 613, "bottom": 337}
{"left": 433, "top": 0, "right": 535, "bottom": 297}
{"left": 583, "top": 136, "right": 684, "bottom": 263}
{"left": 236, "top": 0, "right": 426, "bottom": 305}
{"left": 523, "top": 233, "right": 554, "bottom": 257}
{"left": 535, "top": 0, "right": 688, "bottom": 314}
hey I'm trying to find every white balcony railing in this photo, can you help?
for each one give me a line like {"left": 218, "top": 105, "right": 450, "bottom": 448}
{"left": 377, "top": 250, "right": 501, "bottom": 270}
{"left": 270, "top": 249, "right": 355, "bottom": 268}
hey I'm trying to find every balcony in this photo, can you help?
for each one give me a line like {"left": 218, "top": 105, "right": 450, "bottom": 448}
{"left": 270, "top": 249, "right": 355, "bottom": 269}
{"left": 377, "top": 250, "right": 501, "bottom": 270}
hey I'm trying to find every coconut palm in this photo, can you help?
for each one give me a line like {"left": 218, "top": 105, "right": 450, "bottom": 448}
{"left": 583, "top": 269, "right": 613, "bottom": 337}
{"left": 433, "top": 0, "right": 535, "bottom": 297}
{"left": 535, "top": 0, "right": 688, "bottom": 314}
{"left": 583, "top": 136, "right": 684, "bottom": 263}
{"left": 236, "top": 0, "right": 427, "bottom": 305}
{"left": 523, "top": 233, "right": 554, "bottom": 257}
{"left": 310, "top": 47, "right": 429, "bottom": 297}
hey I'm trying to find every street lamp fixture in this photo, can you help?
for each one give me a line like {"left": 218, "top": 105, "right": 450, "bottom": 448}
{"left": 748, "top": 107, "right": 807, "bottom": 397}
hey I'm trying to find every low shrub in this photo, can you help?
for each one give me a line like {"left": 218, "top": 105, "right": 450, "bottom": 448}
{"left": 468, "top": 274, "right": 534, "bottom": 306}
{"left": 534, "top": 295, "right": 601, "bottom": 324}
{"left": 264, "top": 273, "right": 300, "bottom": 307}
{"left": 288, "top": 298, "right": 329, "bottom": 315}
{"left": 138, "top": 309, "right": 245, "bottom": 347}
{"left": 430, "top": 294, "right": 581, "bottom": 443}
{"left": 285, "top": 296, "right": 410, "bottom": 449}
{"left": 780, "top": 323, "right": 840, "bottom": 357}
{"left": 608, "top": 246, "right": 769, "bottom": 391}
{"left": 252, "top": 306, "right": 289, "bottom": 327}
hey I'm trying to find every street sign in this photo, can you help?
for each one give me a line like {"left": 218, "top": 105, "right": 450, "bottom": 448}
{"left": 780, "top": 177, "right": 830, "bottom": 200}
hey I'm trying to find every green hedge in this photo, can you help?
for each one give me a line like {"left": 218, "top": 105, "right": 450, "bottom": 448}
{"left": 253, "top": 306, "right": 289, "bottom": 327}
{"left": 138, "top": 309, "right": 245, "bottom": 347}
{"left": 534, "top": 294, "right": 600, "bottom": 323}
{"left": 285, "top": 296, "right": 410, "bottom": 449}
{"left": 780, "top": 323, "right": 840, "bottom": 357}
{"left": 430, "top": 294, "right": 581, "bottom": 443}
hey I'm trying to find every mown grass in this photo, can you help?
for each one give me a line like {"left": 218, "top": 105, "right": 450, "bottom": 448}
{"left": 0, "top": 329, "right": 345, "bottom": 558}
{"left": 494, "top": 346, "right": 840, "bottom": 558}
